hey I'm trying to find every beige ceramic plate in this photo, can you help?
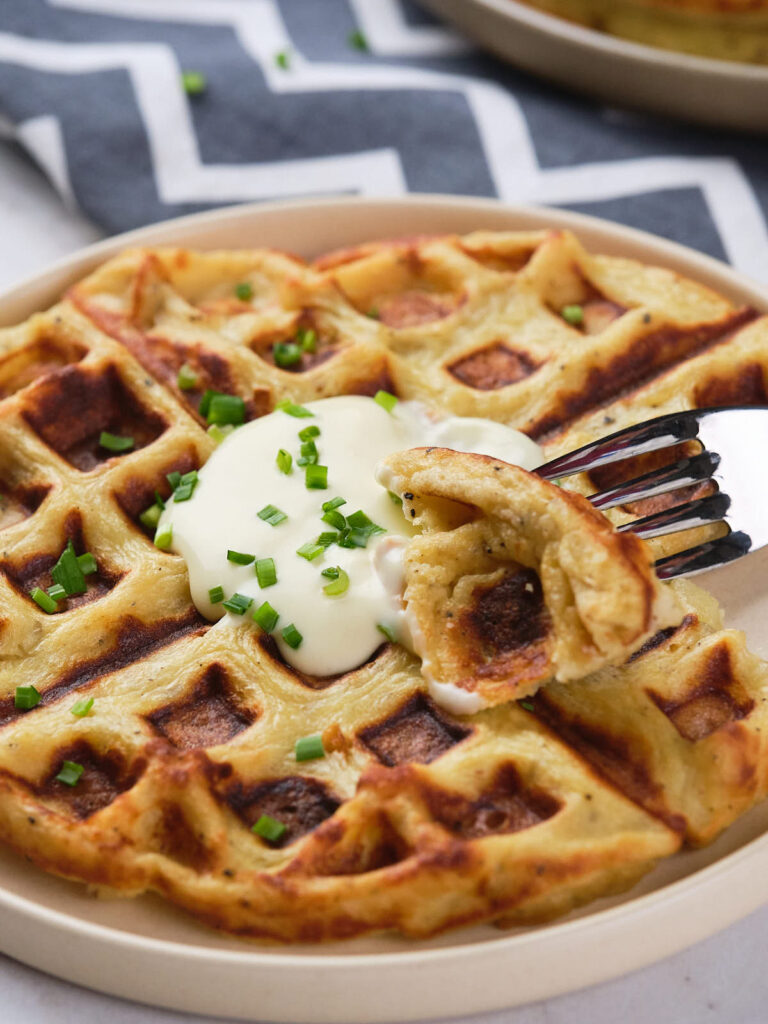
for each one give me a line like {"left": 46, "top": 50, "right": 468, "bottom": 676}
{"left": 1, "top": 197, "right": 768, "bottom": 1022}
{"left": 420, "top": 0, "right": 768, "bottom": 132}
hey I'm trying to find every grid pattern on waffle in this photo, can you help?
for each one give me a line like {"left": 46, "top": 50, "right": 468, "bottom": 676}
{"left": 0, "top": 231, "right": 765, "bottom": 940}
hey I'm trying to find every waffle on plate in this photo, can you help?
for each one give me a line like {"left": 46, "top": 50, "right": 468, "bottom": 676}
{"left": 0, "top": 229, "right": 767, "bottom": 942}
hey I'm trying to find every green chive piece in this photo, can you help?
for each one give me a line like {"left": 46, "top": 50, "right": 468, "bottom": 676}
{"left": 281, "top": 623, "right": 303, "bottom": 649}
{"left": 77, "top": 553, "right": 98, "bottom": 576}
{"left": 181, "top": 70, "right": 207, "bottom": 95}
{"left": 275, "top": 399, "right": 313, "bottom": 418}
{"left": 51, "top": 541, "right": 86, "bottom": 596}
{"left": 166, "top": 471, "right": 182, "bottom": 491}
{"left": 388, "top": 490, "right": 403, "bottom": 507}
{"left": 56, "top": 761, "right": 84, "bottom": 787}
{"left": 154, "top": 522, "right": 173, "bottom": 551}
{"left": 321, "top": 509, "right": 346, "bottom": 531}
{"left": 367, "top": 307, "right": 380, "bottom": 320}
{"left": 208, "top": 423, "right": 236, "bottom": 445}
{"left": 561, "top": 304, "right": 584, "bottom": 326}
{"left": 207, "top": 394, "right": 245, "bottom": 426}
{"left": 276, "top": 448, "right": 293, "bottom": 474}
{"left": 297, "top": 440, "right": 318, "bottom": 466}
{"left": 298, "top": 425, "right": 320, "bottom": 442}
{"left": 235, "top": 282, "right": 253, "bottom": 301}
{"left": 30, "top": 587, "right": 58, "bottom": 613}
{"left": 252, "top": 601, "right": 279, "bottom": 632}
{"left": 227, "top": 550, "right": 255, "bottom": 566}
{"left": 322, "top": 567, "right": 349, "bottom": 597}
{"left": 320, "top": 566, "right": 340, "bottom": 580}
{"left": 374, "top": 390, "right": 398, "bottom": 413}
{"left": 14, "top": 685, "right": 41, "bottom": 711}
{"left": 47, "top": 583, "right": 67, "bottom": 601}
{"left": 343, "top": 511, "right": 386, "bottom": 545}
{"left": 99, "top": 431, "right": 134, "bottom": 454}
{"left": 222, "top": 592, "right": 253, "bottom": 615}
{"left": 177, "top": 362, "right": 199, "bottom": 391}
{"left": 258, "top": 504, "right": 288, "bottom": 526}
{"left": 198, "top": 391, "right": 216, "bottom": 419}
{"left": 274, "top": 50, "right": 291, "bottom": 70}
{"left": 273, "top": 342, "right": 303, "bottom": 368}
{"left": 252, "top": 814, "right": 287, "bottom": 842}
{"left": 348, "top": 29, "right": 369, "bottom": 51}
{"left": 377, "top": 623, "right": 397, "bottom": 643}
{"left": 71, "top": 696, "right": 94, "bottom": 718}
{"left": 305, "top": 464, "right": 328, "bottom": 490}
{"left": 316, "top": 531, "right": 338, "bottom": 548}
{"left": 255, "top": 557, "right": 277, "bottom": 588}
{"left": 295, "top": 734, "right": 325, "bottom": 762}
{"left": 173, "top": 470, "right": 199, "bottom": 503}
{"left": 520, "top": 700, "right": 535, "bottom": 712}
{"left": 208, "top": 585, "right": 225, "bottom": 604}
{"left": 297, "top": 327, "right": 317, "bottom": 353}
{"left": 296, "top": 541, "right": 324, "bottom": 562}
{"left": 154, "top": 491, "right": 166, "bottom": 510}
{"left": 140, "top": 503, "right": 163, "bottom": 530}
{"left": 322, "top": 496, "right": 346, "bottom": 512}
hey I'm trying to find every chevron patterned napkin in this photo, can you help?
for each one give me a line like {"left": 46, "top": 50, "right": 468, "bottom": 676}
{"left": 0, "top": 0, "right": 766, "bottom": 281}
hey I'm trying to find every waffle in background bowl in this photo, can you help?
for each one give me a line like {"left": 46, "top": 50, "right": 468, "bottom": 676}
{"left": 0, "top": 229, "right": 767, "bottom": 941}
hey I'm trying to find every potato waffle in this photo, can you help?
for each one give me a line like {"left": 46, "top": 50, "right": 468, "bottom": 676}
{"left": 0, "top": 229, "right": 767, "bottom": 941}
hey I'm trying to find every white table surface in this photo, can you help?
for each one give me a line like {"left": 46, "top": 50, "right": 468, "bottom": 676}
{"left": 1, "top": 140, "right": 767, "bottom": 1024}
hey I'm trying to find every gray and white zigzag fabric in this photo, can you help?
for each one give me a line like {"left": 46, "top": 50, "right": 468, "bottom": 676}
{"left": 0, "top": 0, "right": 767, "bottom": 280}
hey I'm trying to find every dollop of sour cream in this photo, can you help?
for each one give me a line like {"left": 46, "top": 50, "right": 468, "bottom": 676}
{"left": 160, "top": 396, "right": 542, "bottom": 691}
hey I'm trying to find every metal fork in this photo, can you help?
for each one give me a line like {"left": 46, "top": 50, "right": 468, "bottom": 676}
{"left": 536, "top": 406, "right": 768, "bottom": 580}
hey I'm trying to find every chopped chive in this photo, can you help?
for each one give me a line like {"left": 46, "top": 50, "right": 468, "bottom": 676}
{"left": 255, "top": 557, "right": 277, "bottom": 588}
{"left": 208, "top": 585, "right": 225, "bottom": 604}
{"left": 297, "top": 440, "right": 318, "bottom": 466}
{"left": 227, "top": 549, "right": 255, "bottom": 566}
{"left": 30, "top": 587, "right": 58, "bottom": 613}
{"left": 275, "top": 399, "right": 313, "bottom": 418}
{"left": 56, "top": 760, "right": 84, "bottom": 787}
{"left": 71, "top": 696, "right": 94, "bottom": 717}
{"left": 317, "top": 531, "right": 338, "bottom": 548}
{"left": 166, "top": 470, "right": 182, "bottom": 491}
{"left": 322, "top": 567, "right": 349, "bottom": 597}
{"left": 154, "top": 491, "right": 166, "bottom": 510}
{"left": 154, "top": 522, "right": 173, "bottom": 551}
{"left": 222, "top": 592, "right": 253, "bottom": 615}
{"left": 298, "top": 425, "right": 320, "bottom": 442}
{"left": 14, "top": 685, "right": 41, "bottom": 710}
{"left": 173, "top": 469, "right": 199, "bottom": 503}
{"left": 295, "top": 734, "right": 325, "bottom": 762}
{"left": 177, "top": 362, "right": 199, "bottom": 391}
{"left": 305, "top": 464, "right": 328, "bottom": 490}
{"left": 346, "top": 510, "right": 386, "bottom": 538}
{"left": 274, "top": 49, "right": 291, "bottom": 70}
{"left": 348, "top": 29, "right": 369, "bottom": 51}
{"left": 296, "top": 541, "right": 324, "bottom": 561}
{"left": 520, "top": 700, "right": 535, "bottom": 712}
{"left": 208, "top": 423, "right": 236, "bottom": 445}
{"left": 297, "top": 327, "right": 316, "bottom": 353}
{"left": 51, "top": 541, "right": 86, "bottom": 596}
{"left": 374, "top": 390, "right": 398, "bottom": 413}
{"left": 561, "top": 304, "right": 584, "bottom": 326}
{"left": 388, "top": 490, "right": 403, "bottom": 507}
{"left": 252, "top": 601, "right": 279, "bottom": 632}
{"left": 258, "top": 503, "right": 287, "bottom": 527}
{"left": 47, "top": 583, "right": 67, "bottom": 602}
{"left": 77, "top": 553, "right": 98, "bottom": 576}
{"left": 99, "top": 431, "right": 134, "bottom": 453}
{"left": 276, "top": 448, "right": 293, "bottom": 474}
{"left": 273, "top": 341, "right": 303, "bottom": 368}
{"left": 252, "top": 813, "right": 286, "bottom": 842}
{"left": 140, "top": 503, "right": 163, "bottom": 530}
{"left": 320, "top": 566, "right": 340, "bottom": 580}
{"left": 198, "top": 391, "right": 216, "bottom": 419}
{"left": 281, "top": 623, "right": 303, "bottom": 649}
{"left": 377, "top": 623, "right": 397, "bottom": 643}
{"left": 208, "top": 393, "right": 245, "bottom": 426}
{"left": 366, "top": 307, "right": 380, "bottom": 319}
{"left": 553, "top": 478, "right": 564, "bottom": 488}
{"left": 322, "top": 496, "right": 345, "bottom": 512}
{"left": 181, "top": 70, "right": 207, "bottom": 95}
{"left": 321, "top": 509, "right": 346, "bottom": 530}
{"left": 235, "top": 282, "right": 253, "bottom": 301}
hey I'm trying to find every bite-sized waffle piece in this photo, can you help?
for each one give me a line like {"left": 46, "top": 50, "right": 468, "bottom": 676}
{"left": 0, "top": 228, "right": 765, "bottom": 942}
{"left": 380, "top": 447, "right": 680, "bottom": 707}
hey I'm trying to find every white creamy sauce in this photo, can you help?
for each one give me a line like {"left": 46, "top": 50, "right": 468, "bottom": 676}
{"left": 160, "top": 396, "right": 542, "bottom": 702}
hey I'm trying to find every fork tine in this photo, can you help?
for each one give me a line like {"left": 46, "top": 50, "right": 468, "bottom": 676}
{"left": 654, "top": 532, "right": 752, "bottom": 580}
{"left": 615, "top": 492, "right": 731, "bottom": 539}
{"left": 589, "top": 450, "right": 720, "bottom": 511}
{"left": 537, "top": 409, "right": 702, "bottom": 480}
